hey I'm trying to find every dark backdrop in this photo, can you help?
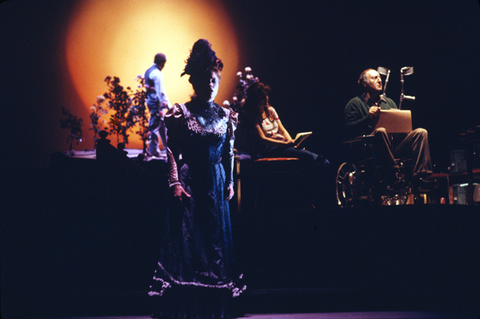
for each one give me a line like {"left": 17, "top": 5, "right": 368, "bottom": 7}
{"left": 223, "top": 0, "right": 480, "bottom": 170}
{"left": 1, "top": 0, "right": 480, "bottom": 170}
{"left": 1, "top": 1, "right": 480, "bottom": 318}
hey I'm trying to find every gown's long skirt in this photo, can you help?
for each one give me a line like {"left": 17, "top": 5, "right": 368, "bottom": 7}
{"left": 149, "top": 160, "right": 245, "bottom": 319}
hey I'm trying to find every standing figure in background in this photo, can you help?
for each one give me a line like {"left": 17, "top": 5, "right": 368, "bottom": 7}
{"left": 145, "top": 53, "right": 172, "bottom": 158}
{"left": 344, "top": 68, "right": 432, "bottom": 186}
{"left": 148, "top": 39, "right": 245, "bottom": 319}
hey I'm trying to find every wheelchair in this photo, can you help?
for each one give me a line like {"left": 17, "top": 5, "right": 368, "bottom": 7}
{"left": 335, "top": 135, "right": 415, "bottom": 207}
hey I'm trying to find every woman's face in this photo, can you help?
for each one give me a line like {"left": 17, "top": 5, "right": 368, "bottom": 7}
{"left": 192, "top": 70, "right": 220, "bottom": 103}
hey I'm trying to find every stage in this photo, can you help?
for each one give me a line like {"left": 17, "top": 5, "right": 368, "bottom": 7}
{"left": 1, "top": 153, "right": 479, "bottom": 319}
{"left": 52, "top": 312, "right": 453, "bottom": 319}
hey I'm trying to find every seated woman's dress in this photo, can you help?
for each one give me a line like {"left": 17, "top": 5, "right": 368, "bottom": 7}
{"left": 250, "top": 106, "right": 320, "bottom": 164}
{"left": 148, "top": 101, "right": 245, "bottom": 319}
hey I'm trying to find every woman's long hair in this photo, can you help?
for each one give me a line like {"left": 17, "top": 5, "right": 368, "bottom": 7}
{"left": 242, "top": 82, "right": 272, "bottom": 125}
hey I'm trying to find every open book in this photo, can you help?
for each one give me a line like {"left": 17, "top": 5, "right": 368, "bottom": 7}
{"left": 374, "top": 110, "right": 412, "bottom": 133}
{"left": 294, "top": 131, "right": 312, "bottom": 147}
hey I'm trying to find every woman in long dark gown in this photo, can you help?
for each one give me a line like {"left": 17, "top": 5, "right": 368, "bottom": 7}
{"left": 148, "top": 39, "right": 245, "bottom": 319}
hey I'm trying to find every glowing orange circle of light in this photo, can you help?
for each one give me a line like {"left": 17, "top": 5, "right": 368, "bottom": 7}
{"left": 66, "top": 0, "right": 240, "bottom": 149}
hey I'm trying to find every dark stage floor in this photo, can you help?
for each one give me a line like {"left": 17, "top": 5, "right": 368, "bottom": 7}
{"left": 52, "top": 312, "right": 453, "bottom": 319}
{"left": 2, "top": 154, "right": 479, "bottom": 319}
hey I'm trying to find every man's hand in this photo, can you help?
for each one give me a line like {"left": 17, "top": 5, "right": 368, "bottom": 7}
{"left": 369, "top": 106, "right": 381, "bottom": 118}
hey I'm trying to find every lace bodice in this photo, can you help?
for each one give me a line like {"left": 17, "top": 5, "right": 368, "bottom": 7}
{"left": 165, "top": 100, "right": 237, "bottom": 187}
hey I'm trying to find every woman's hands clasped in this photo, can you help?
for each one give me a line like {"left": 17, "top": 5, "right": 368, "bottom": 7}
{"left": 173, "top": 183, "right": 234, "bottom": 205}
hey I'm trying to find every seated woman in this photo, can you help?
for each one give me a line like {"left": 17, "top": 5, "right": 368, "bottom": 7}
{"left": 242, "top": 82, "right": 328, "bottom": 166}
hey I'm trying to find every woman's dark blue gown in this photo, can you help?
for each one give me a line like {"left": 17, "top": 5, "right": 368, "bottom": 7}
{"left": 149, "top": 101, "right": 245, "bottom": 319}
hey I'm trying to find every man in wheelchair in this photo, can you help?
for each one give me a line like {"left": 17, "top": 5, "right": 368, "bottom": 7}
{"left": 343, "top": 68, "right": 432, "bottom": 190}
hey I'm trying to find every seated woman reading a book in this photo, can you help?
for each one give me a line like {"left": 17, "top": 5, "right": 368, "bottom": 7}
{"left": 242, "top": 82, "right": 328, "bottom": 166}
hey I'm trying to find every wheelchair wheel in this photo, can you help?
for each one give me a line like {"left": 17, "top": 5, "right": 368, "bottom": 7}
{"left": 336, "top": 162, "right": 357, "bottom": 207}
